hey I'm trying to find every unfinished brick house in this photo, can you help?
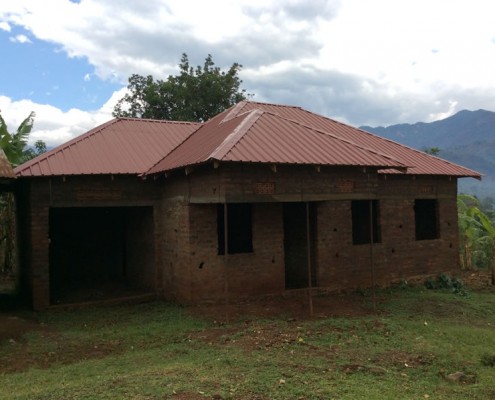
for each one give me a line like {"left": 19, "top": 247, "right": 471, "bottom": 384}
{"left": 14, "top": 101, "right": 481, "bottom": 309}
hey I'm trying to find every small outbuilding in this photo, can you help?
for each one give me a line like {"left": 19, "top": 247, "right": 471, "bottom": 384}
{"left": 14, "top": 101, "right": 481, "bottom": 309}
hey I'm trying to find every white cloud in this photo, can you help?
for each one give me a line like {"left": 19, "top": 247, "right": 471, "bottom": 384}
{"left": 0, "top": 21, "right": 10, "bottom": 31}
{"left": 428, "top": 101, "right": 459, "bottom": 122}
{"left": 0, "top": 94, "right": 118, "bottom": 148}
{"left": 0, "top": 0, "right": 495, "bottom": 137}
{"left": 9, "top": 34, "right": 31, "bottom": 44}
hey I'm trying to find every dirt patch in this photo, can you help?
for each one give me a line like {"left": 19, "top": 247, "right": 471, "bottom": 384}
{"left": 187, "top": 291, "right": 375, "bottom": 324}
{"left": 0, "top": 329, "right": 120, "bottom": 374}
{"left": 0, "top": 314, "right": 46, "bottom": 343}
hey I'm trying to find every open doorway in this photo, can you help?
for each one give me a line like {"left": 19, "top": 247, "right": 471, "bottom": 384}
{"left": 283, "top": 202, "right": 317, "bottom": 289}
{"left": 49, "top": 206, "right": 154, "bottom": 304}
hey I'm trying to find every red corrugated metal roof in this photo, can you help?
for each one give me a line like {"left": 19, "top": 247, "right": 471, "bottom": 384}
{"left": 0, "top": 149, "right": 14, "bottom": 179}
{"left": 14, "top": 118, "right": 200, "bottom": 177}
{"left": 231, "top": 101, "right": 481, "bottom": 178}
{"left": 14, "top": 101, "right": 482, "bottom": 179}
{"left": 146, "top": 109, "right": 408, "bottom": 174}
{"left": 146, "top": 101, "right": 481, "bottom": 178}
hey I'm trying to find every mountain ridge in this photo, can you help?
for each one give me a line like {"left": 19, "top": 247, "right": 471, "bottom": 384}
{"left": 360, "top": 109, "right": 495, "bottom": 198}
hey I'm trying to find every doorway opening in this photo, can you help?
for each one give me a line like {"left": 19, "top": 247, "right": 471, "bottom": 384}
{"left": 283, "top": 202, "right": 317, "bottom": 289}
{"left": 49, "top": 206, "right": 154, "bottom": 304}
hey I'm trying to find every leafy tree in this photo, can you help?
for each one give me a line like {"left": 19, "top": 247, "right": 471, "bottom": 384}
{"left": 423, "top": 147, "right": 441, "bottom": 156}
{"left": 458, "top": 194, "right": 495, "bottom": 284}
{"left": 113, "top": 53, "right": 248, "bottom": 122}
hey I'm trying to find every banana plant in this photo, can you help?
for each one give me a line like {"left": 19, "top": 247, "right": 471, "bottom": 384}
{"left": 0, "top": 111, "right": 36, "bottom": 166}
{"left": 458, "top": 194, "right": 495, "bottom": 284}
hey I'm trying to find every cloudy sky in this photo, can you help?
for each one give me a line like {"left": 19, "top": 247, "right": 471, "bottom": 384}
{"left": 1, "top": 0, "right": 494, "bottom": 147}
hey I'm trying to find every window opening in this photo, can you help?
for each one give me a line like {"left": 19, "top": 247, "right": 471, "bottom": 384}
{"left": 352, "top": 200, "right": 381, "bottom": 245}
{"left": 217, "top": 203, "right": 253, "bottom": 254}
{"left": 415, "top": 199, "right": 439, "bottom": 240}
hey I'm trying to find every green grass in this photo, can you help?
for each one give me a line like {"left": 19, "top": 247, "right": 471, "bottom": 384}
{"left": 1, "top": 288, "right": 495, "bottom": 399}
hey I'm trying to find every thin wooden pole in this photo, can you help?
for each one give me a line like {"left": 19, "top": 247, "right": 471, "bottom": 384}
{"left": 223, "top": 202, "right": 230, "bottom": 322}
{"left": 369, "top": 200, "right": 377, "bottom": 313}
{"left": 306, "top": 202, "right": 314, "bottom": 317}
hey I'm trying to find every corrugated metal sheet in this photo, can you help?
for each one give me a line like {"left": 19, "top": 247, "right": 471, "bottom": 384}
{"left": 146, "top": 101, "right": 481, "bottom": 178}
{"left": 233, "top": 101, "right": 481, "bottom": 178}
{"left": 0, "top": 149, "right": 14, "bottom": 179}
{"left": 14, "top": 118, "right": 200, "bottom": 177}
{"left": 13, "top": 101, "right": 482, "bottom": 179}
{"left": 147, "top": 110, "right": 408, "bottom": 174}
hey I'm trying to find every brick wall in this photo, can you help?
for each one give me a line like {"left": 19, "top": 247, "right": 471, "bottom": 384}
{"left": 316, "top": 196, "right": 459, "bottom": 292}
{"left": 165, "top": 201, "right": 285, "bottom": 303}
{"left": 17, "top": 175, "right": 160, "bottom": 309}
{"left": 160, "top": 164, "right": 462, "bottom": 301}
{"left": 16, "top": 179, "right": 51, "bottom": 310}
{"left": 18, "top": 165, "right": 463, "bottom": 309}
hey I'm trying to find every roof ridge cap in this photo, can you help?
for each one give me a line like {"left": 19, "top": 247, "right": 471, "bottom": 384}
{"left": 220, "top": 101, "right": 248, "bottom": 123}
{"left": 245, "top": 100, "right": 302, "bottom": 109}
{"left": 210, "top": 109, "right": 264, "bottom": 161}
{"left": 118, "top": 117, "right": 201, "bottom": 125}
{"left": 220, "top": 101, "right": 303, "bottom": 123}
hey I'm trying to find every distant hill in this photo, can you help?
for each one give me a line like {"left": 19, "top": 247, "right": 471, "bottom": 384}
{"left": 360, "top": 109, "right": 495, "bottom": 198}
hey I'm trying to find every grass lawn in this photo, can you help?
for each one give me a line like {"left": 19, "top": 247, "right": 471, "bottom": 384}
{"left": 1, "top": 282, "right": 495, "bottom": 399}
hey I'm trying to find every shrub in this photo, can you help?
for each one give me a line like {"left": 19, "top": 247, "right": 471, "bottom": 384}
{"left": 424, "top": 274, "right": 466, "bottom": 296}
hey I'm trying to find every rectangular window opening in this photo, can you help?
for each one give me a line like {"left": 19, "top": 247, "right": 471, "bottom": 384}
{"left": 217, "top": 203, "right": 253, "bottom": 255}
{"left": 415, "top": 199, "right": 439, "bottom": 240}
{"left": 352, "top": 200, "right": 381, "bottom": 245}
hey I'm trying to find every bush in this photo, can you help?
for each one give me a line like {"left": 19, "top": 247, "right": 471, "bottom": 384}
{"left": 424, "top": 273, "right": 467, "bottom": 296}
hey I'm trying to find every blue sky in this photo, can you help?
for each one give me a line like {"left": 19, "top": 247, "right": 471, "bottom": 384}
{"left": 0, "top": 28, "right": 119, "bottom": 111}
{"left": 1, "top": 0, "right": 495, "bottom": 147}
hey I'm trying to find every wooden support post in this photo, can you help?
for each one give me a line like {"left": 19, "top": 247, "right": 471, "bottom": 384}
{"left": 369, "top": 200, "right": 377, "bottom": 313}
{"left": 223, "top": 202, "right": 230, "bottom": 322}
{"left": 306, "top": 202, "right": 314, "bottom": 317}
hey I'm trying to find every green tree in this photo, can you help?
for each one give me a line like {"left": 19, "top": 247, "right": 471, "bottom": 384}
{"left": 113, "top": 53, "right": 248, "bottom": 122}
{"left": 423, "top": 147, "right": 441, "bottom": 156}
{"left": 458, "top": 194, "right": 495, "bottom": 284}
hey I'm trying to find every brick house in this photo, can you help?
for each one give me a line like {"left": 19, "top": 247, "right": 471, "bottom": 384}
{"left": 14, "top": 101, "right": 481, "bottom": 309}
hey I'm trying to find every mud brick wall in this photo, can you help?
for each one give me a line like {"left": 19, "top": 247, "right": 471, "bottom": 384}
{"left": 17, "top": 179, "right": 51, "bottom": 310}
{"left": 161, "top": 165, "right": 461, "bottom": 300}
{"left": 17, "top": 176, "right": 160, "bottom": 310}
{"left": 316, "top": 175, "right": 459, "bottom": 291}
{"left": 46, "top": 175, "right": 159, "bottom": 206}
{"left": 165, "top": 202, "right": 285, "bottom": 303}
{"left": 18, "top": 163, "right": 463, "bottom": 309}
